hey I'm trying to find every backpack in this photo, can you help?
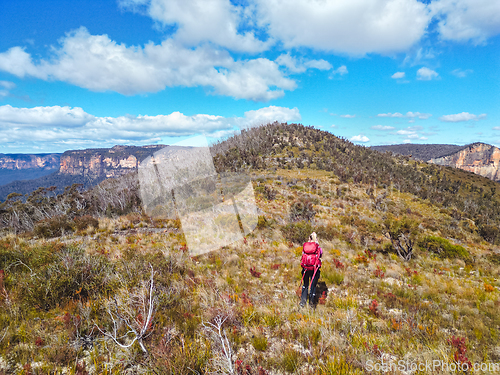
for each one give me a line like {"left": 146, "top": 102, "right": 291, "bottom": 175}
{"left": 301, "top": 242, "right": 321, "bottom": 270}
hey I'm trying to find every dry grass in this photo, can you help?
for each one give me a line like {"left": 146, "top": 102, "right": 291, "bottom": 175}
{"left": 0, "top": 169, "right": 499, "bottom": 373}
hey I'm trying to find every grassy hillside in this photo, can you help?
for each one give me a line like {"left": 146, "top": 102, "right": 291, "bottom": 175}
{"left": 0, "top": 123, "right": 499, "bottom": 374}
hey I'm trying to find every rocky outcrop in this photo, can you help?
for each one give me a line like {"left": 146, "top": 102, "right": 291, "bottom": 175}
{"left": 58, "top": 145, "right": 166, "bottom": 179}
{"left": 0, "top": 153, "right": 60, "bottom": 170}
{"left": 430, "top": 143, "right": 500, "bottom": 182}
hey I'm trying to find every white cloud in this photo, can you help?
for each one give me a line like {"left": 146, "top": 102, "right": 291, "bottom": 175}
{"left": 350, "top": 134, "right": 370, "bottom": 143}
{"left": 377, "top": 112, "right": 404, "bottom": 118}
{"left": 332, "top": 65, "right": 348, "bottom": 76}
{"left": 340, "top": 114, "right": 356, "bottom": 118}
{"left": 119, "top": 0, "right": 269, "bottom": 53}
{"left": 276, "top": 53, "right": 332, "bottom": 73}
{"left": 240, "top": 106, "right": 301, "bottom": 127}
{"left": 0, "top": 105, "right": 300, "bottom": 151}
{"left": 417, "top": 67, "right": 439, "bottom": 80}
{"left": 0, "top": 27, "right": 295, "bottom": 101}
{"left": 331, "top": 124, "right": 336, "bottom": 128}
{"left": 406, "top": 111, "right": 432, "bottom": 119}
{"left": 395, "top": 126, "right": 427, "bottom": 140}
{"left": 439, "top": 112, "right": 487, "bottom": 122}
{"left": 0, "top": 105, "right": 94, "bottom": 127}
{"left": 430, "top": 0, "right": 500, "bottom": 44}
{"left": 451, "top": 68, "right": 473, "bottom": 78}
{"left": 377, "top": 111, "right": 431, "bottom": 119}
{"left": 394, "top": 125, "right": 428, "bottom": 141}
{"left": 371, "top": 125, "right": 395, "bottom": 130}
{"left": 391, "top": 72, "right": 405, "bottom": 79}
{"left": 255, "top": 0, "right": 431, "bottom": 55}
{"left": 396, "top": 129, "right": 416, "bottom": 135}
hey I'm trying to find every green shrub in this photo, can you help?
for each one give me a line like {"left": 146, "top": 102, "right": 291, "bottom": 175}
{"left": 279, "top": 348, "right": 303, "bottom": 373}
{"left": 34, "top": 216, "right": 73, "bottom": 238}
{"left": 479, "top": 224, "right": 500, "bottom": 244}
{"left": 315, "top": 225, "right": 339, "bottom": 241}
{"left": 251, "top": 334, "right": 268, "bottom": 351}
{"left": 280, "top": 221, "right": 313, "bottom": 243}
{"left": 487, "top": 253, "right": 500, "bottom": 265}
{"left": 322, "top": 268, "right": 344, "bottom": 285}
{"left": 20, "top": 245, "right": 113, "bottom": 310}
{"left": 73, "top": 215, "right": 99, "bottom": 231}
{"left": 419, "top": 236, "right": 470, "bottom": 260}
{"left": 257, "top": 215, "right": 271, "bottom": 229}
{"left": 289, "top": 198, "right": 316, "bottom": 222}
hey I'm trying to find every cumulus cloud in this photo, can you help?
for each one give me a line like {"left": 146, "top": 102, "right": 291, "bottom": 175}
{"left": 239, "top": 106, "right": 301, "bottom": 127}
{"left": 377, "top": 112, "right": 404, "bottom": 118}
{"left": 0, "top": 104, "right": 300, "bottom": 151}
{"left": 119, "top": 0, "right": 269, "bottom": 53}
{"left": 330, "top": 65, "right": 348, "bottom": 77}
{"left": 417, "top": 67, "right": 439, "bottom": 80}
{"left": 255, "top": 0, "right": 431, "bottom": 55}
{"left": 350, "top": 134, "right": 370, "bottom": 143}
{"left": 394, "top": 125, "right": 427, "bottom": 140}
{"left": 371, "top": 125, "right": 395, "bottom": 130}
{"left": 439, "top": 112, "right": 487, "bottom": 122}
{"left": 340, "top": 114, "right": 356, "bottom": 118}
{"left": 0, "top": 27, "right": 295, "bottom": 101}
{"left": 377, "top": 111, "right": 431, "bottom": 119}
{"left": 0, "top": 105, "right": 94, "bottom": 127}
{"left": 430, "top": 0, "right": 500, "bottom": 44}
{"left": 391, "top": 72, "right": 406, "bottom": 79}
{"left": 276, "top": 53, "right": 332, "bottom": 73}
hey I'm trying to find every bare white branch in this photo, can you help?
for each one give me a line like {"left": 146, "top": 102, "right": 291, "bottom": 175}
{"left": 95, "top": 265, "right": 156, "bottom": 354}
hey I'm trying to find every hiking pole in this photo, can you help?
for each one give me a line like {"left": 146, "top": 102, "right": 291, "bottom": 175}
{"left": 309, "top": 265, "right": 319, "bottom": 289}
{"left": 299, "top": 269, "right": 306, "bottom": 288}
{"left": 309, "top": 252, "right": 320, "bottom": 288}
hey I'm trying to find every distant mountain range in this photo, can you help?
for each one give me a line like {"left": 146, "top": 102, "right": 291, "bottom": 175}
{"left": 0, "top": 145, "right": 166, "bottom": 201}
{"left": 2, "top": 140, "right": 500, "bottom": 202}
{"left": 0, "top": 153, "right": 61, "bottom": 186}
{"left": 371, "top": 142, "right": 500, "bottom": 183}
{"left": 370, "top": 143, "right": 467, "bottom": 161}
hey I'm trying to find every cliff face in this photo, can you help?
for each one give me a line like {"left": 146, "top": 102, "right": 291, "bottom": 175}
{"left": 58, "top": 145, "right": 166, "bottom": 179}
{"left": 0, "top": 153, "right": 60, "bottom": 170}
{"left": 430, "top": 143, "right": 500, "bottom": 182}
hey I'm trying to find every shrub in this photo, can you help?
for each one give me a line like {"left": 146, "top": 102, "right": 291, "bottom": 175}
{"left": 280, "top": 221, "right": 312, "bottom": 243}
{"left": 252, "top": 334, "right": 268, "bottom": 351}
{"left": 383, "top": 215, "right": 418, "bottom": 261}
{"left": 257, "top": 215, "right": 271, "bottom": 229}
{"left": 289, "top": 198, "right": 316, "bottom": 222}
{"left": 315, "top": 225, "right": 339, "bottom": 241}
{"left": 322, "top": 267, "right": 344, "bottom": 285}
{"left": 34, "top": 216, "right": 73, "bottom": 238}
{"left": 20, "top": 245, "right": 113, "bottom": 310}
{"left": 73, "top": 215, "right": 99, "bottom": 231}
{"left": 479, "top": 224, "right": 500, "bottom": 244}
{"left": 487, "top": 253, "right": 500, "bottom": 265}
{"left": 279, "top": 348, "right": 302, "bottom": 373}
{"left": 264, "top": 185, "right": 277, "bottom": 201}
{"left": 418, "top": 236, "right": 470, "bottom": 260}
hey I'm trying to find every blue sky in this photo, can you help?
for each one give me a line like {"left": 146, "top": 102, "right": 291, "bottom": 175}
{"left": 0, "top": 0, "right": 499, "bottom": 153}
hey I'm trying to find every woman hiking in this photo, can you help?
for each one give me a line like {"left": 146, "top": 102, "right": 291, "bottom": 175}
{"left": 300, "top": 232, "right": 322, "bottom": 308}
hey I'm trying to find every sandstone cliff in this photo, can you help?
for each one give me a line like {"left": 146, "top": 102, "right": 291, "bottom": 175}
{"left": 58, "top": 145, "right": 166, "bottom": 179}
{"left": 430, "top": 142, "right": 500, "bottom": 182}
{"left": 0, "top": 153, "right": 61, "bottom": 186}
{"left": 0, "top": 153, "right": 60, "bottom": 171}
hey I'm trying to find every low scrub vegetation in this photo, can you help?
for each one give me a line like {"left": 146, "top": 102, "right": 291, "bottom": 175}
{"left": 0, "top": 124, "right": 499, "bottom": 373}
